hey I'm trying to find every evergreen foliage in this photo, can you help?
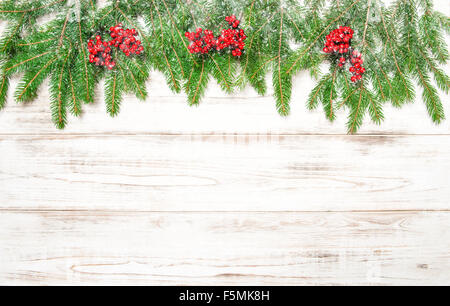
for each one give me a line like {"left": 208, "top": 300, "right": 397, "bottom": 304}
{"left": 0, "top": 0, "right": 448, "bottom": 132}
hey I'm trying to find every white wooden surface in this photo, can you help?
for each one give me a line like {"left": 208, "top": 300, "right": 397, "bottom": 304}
{"left": 0, "top": 0, "right": 449, "bottom": 286}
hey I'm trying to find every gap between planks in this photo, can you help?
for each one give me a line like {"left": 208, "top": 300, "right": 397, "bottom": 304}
{"left": 1, "top": 208, "right": 450, "bottom": 213}
{"left": 1, "top": 133, "right": 450, "bottom": 137}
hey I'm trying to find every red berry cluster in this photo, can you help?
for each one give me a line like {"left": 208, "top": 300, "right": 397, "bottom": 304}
{"left": 349, "top": 50, "right": 365, "bottom": 82}
{"left": 184, "top": 15, "right": 246, "bottom": 57}
{"left": 88, "top": 35, "right": 115, "bottom": 70}
{"left": 217, "top": 27, "right": 246, "bottom": 57}
{"left": 185, "top": 29, "right": 216, "bottom": 54}
{"left": 87, "top": 23, "right": 144, "bottom": 70}
{"left": 322, "top": 26, "right": 365, "bottom": 83}
{"left": 109, "top": 23, "right": 144, "bottom": 56}
{"left": 225, "top": 14, "right": 240, "bottom": 28}
{"left": 323, "top": 26, "right": 353, "bottom": 54}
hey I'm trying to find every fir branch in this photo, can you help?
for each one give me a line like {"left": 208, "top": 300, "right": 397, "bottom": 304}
{"left": 249, "top": 56, "right": 278, "bottom": 81}
{"left": 239, "top": 10, "right": 276, "bottom": 84}
{"left": 162, "top": 51, "right": 180, "bottom": 92}
{"left": 5, "top": 51, "right": 52, "bottom": 73}
{"left": 416, "top": 64, "right": 445, "bottom": 123}
{"left": 339, "top": 86, "right": 359, "bottom": 109}
{"left": 68, "top": 68, "right": 81, "bottom": 116}
{"left": 121, "top": 59, "right": 147, "bottom": 100}
{"left": 418, "top": 49, "right": 450, "bottom": 93}
{"left": 16, "top": 57, "right": 57, "bottom": 101}
{"left": 361, "top": 0, "right": 372, "bottom": 51}
{"left": 187, "top": 59, "right": 209, "bottom": 106}
{"left": 51, "top": 52, "right": 71, "bottom": 129}
{"left": 105, "top": 72, "right": 121, "bottom": 116}
{"left": 285, "top": 9, "right": 316, "bottom": 69}
{"left": 274, "top": 8, "right": 290, "bottom": 116}
{"left": 0, "top": 75, "right": 8, "bottom": 111}
{"left": 171, "top": 44, "right": 185, "bottom": 77}
{"left": 348, "top": 83, "right": 365, "bottom": 134}
{"left": 377, "top": 1, "right": 413, "bottom": 102}
{"left": 191, "top": 60, "right": 205, "bottom": 105}
{"left": 158, "top": 0, "right": 198, "bottom": 65}
{"left": 328, "top": 69, "right": 337, "bottom": 120}
{"left": 0, "top": 0, "right": 448, "bottom": 132}
{"left": 208, "top": 53, "right": 232, "bottom": 93}
{"left": 286, "top": 0, "right": 361, "bottom": 75}
{"left": 366, "top": 46, "right": 393, "bottom": 99}
{"left": 77, "top": 20, "right": 93, "bottom": 103}
{"left": 0, "top": 0, "right": 66, "bottom": 14}
{"left": 146, "top": 1, "right": 181, "bottom": 92}
{"left": 308, "top": 74, "right": 331, "bottom": 110}
{"left": 366, "top": 88, "right": 384, "bottom": 124}
{"left": 1, "top": 14, "right": 25, "bottom": 52}
{"left": 17, "top": 38, "right": 57, "bottom": 47}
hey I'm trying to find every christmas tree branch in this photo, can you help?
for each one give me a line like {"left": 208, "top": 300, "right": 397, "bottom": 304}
{"left": 286, "top": 0, "right": 361, "bottom": 75}
{"left": 0, "top": 0, "right": 448, "bottom": 133}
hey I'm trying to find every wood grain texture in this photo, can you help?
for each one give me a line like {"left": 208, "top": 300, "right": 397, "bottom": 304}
{"left": 1, "top": 134, "right": 449, "bottom": 212}
{"left": 1, "top": 211, "right": 448, "bottom": 285}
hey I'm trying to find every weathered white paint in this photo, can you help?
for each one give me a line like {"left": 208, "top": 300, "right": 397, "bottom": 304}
{"left": 1, "top": 211, "right": 449, "bottom": 285}
{"left": 1, "top": 135, "right": 450, "bottom": 212}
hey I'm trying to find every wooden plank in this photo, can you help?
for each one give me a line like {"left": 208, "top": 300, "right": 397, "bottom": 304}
{"left": 1, "top": 134, "right": 449, "bottom": 211}
{"left": 0, "top": 73, "right": 449, "bottom": 135}
{"left": 0, "top": 211, "right": 448, "bottom": 285}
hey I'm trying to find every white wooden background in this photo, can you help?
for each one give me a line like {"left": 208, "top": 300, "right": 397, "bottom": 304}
{"left": 0, "top": 0, "right": 449, "bottom": 286}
